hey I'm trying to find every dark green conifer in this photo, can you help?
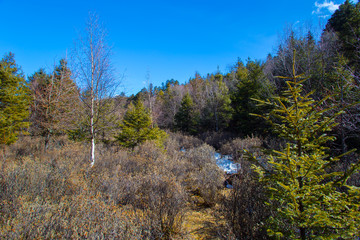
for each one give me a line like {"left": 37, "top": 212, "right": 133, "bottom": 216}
{"left": 231, "top": 60, "right": 273, "bottom": 136}
{"left": 0, "top": 53, "right": 30, "bottom": 145}
{"left": 116, "top": 99, "right": 166, "bottom": 148}
{"left": 174, "top": 93, "right": 198, "bottom": 134}
{"left": 203, "top": 73, "right": 232, "bottom": 132}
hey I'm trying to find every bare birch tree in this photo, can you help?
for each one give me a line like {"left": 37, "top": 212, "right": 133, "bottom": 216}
{"left": 72, "top": 13, "right": 117, "bottom": 167}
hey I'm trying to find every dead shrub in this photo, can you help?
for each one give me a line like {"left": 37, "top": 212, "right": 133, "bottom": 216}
{"left": 199, "top": 131, "right": 237, "bottom": 149}
{"left": 220, "top": 136, "right": 264, "bottom": 174}
{"left": 134, "top": 174, "right": 187, "bottom": 239}
{"left": 219, "top": 136, "right": 272, "bottom": 239}
{"left": 0, "top": 133, "right": 228, "bottom": 239}
{"left": 167, "top": 131, "right": 203, "bottom": 150}
{"left": 221, "top": 173, "right": 269, "bottom": 240}
{"left": 0, "top": 195, "right": 146, "bottom": 239}
{"left": 220, "top": 136, "right": 262, "bottom": 161}
{"left": 6, "top": 136, "right": 42, "bottom": 159}
{"left": 184, "top": 144, "right": 224, "bottom": 206}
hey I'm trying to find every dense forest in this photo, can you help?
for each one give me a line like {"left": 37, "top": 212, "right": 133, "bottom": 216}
{"left": 1, "top": 1, "right": 360, "bottom": 239}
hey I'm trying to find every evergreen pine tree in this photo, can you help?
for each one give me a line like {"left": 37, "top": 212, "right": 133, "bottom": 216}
{"left": 116, "top": 99, "right": 166, "bottom": 148}
{"left": 0, "top": 53, "right": 30, "bottom": 145}
{"left": 249, "top": 53, "right": 360, "bottom": 239}
{"left": 231, "top": 60, "right": 273, "bottom": 136}
{"left": 174, "top": 93, "right": 198, "bottom": 134}
{"left": 203, "top": 73, "right": 232, "bottom": 132}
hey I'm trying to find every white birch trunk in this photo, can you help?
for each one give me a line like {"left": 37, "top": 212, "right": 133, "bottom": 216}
{"left": 90, "top": 96, "right": 95, "bottom": 167}
{"left": 90, "top": 34, "right": 95, "bottom": 167}
{"left": 91, "top": 134, "right": 95, "bottom": 167}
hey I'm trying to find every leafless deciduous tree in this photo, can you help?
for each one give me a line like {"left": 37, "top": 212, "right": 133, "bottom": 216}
{"left": 72, "top": 13, "right": 118, "bottom": 167}
{"left": 29, "top": 59, "right": 79, "bottom": 150}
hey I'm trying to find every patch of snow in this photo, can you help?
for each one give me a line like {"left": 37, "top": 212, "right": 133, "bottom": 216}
{"left": 215, "top": 153, "right": 241, "bottom": 174}
{"left": 179, "top": 147, "right": 241, "bottom": 174}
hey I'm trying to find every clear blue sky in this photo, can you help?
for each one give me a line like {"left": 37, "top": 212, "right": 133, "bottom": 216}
{"left": 0, "top": 0, "right": 344, "bottom": 95}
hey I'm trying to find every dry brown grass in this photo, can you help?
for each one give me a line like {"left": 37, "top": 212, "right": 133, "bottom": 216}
{"left": 0, "top": 133, "right": 229, "bottom": 239}
{"left": 182, "top": 204, "right": 236, "bottom": 240}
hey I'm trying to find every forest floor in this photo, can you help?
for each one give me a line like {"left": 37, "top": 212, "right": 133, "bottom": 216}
{"left": 181, "top": 189, "right": 231, "bottom": 239}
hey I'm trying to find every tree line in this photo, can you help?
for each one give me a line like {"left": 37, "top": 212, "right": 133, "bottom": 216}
{"left": 133, "top": 0, "right": 360, "bottom": 153}
{"left": 2, "top": 1, "right": 360, "bottom": 153}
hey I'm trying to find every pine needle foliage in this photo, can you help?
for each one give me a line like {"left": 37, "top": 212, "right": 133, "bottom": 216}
{"left": 248, "top": 52, "right": 360, "bottom": 239}
{"left": 0, "top": 53, "right": 30, "bottom": 145}
{"left": 174, "top": 93, "right": 198, "bottom": 134}
{"left": 116, "top": 99, "right": 167, "bottom": 149}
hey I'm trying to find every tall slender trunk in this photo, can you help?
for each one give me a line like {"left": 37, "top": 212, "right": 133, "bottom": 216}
{"left": 90, "top": 101, "right": 95, "bottom": 167}
{"left": 90, "top": 83, "right": 95, "bottom": 166}
{"left": 91, "top": 133, "right": 95, "bottom": 167}
{"left": 90, "top": 36, "right": 96, "bottom": 167}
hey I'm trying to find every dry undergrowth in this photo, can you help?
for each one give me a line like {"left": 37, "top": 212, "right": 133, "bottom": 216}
{"left": 182, "top": 188, "right": 235, "bottom": 240}
{"left": 0, "top": 133, "right": 230, "bottom": 239}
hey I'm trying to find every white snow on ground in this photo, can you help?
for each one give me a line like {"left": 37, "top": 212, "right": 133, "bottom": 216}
{"left": 214, "top": 152, "right": 241, "bottom": 174}
{"left": 180, "top": 147, "right": 240, "bottom": 174}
